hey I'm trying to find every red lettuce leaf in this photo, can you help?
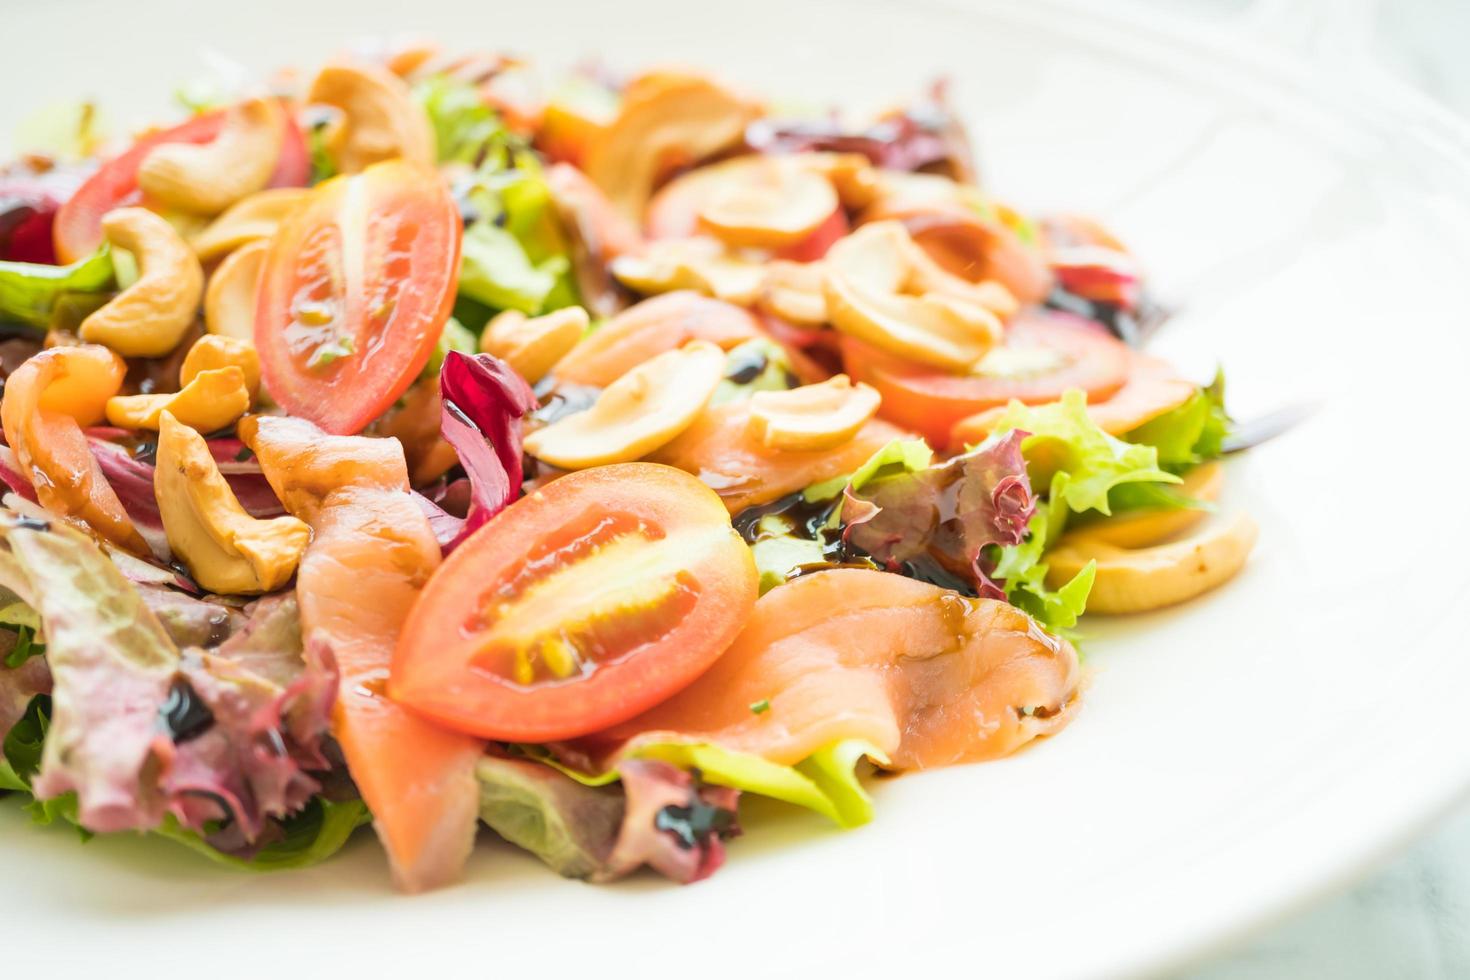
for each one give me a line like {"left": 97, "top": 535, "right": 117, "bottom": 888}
{"left": 437, "top": 351, "right": 537, "bottom": 551}
{"left": 841, "top": 430, "right": 1034, "bottom": 599}
{"left": 0, "top": 515, "right": 333, "bottom": 843}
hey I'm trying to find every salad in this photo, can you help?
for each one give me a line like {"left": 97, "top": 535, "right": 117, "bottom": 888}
{"left": 0, "top": 43, "right": 1261, "bottom": 891}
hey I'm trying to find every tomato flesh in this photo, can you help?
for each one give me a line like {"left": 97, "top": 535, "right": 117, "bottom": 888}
{"left": 841, "top": 309, "right": 1131, "bottom": 448}
{"left": 53, "top": 103, "right": 308, "bottom": 263}
{"left": 254, "top": 160, "right": 461, "bottom": 435}
{"left": 391, "top": 463, "right": 759, "bottom": 742}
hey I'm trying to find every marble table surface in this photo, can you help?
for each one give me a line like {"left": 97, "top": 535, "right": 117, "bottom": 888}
{"left": 1128, "top": 1, "right": 1470, "bottom": 976}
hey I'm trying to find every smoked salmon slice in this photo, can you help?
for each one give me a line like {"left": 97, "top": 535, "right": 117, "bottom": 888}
{"left": 241, "top": 415, "right": 483, "bottom": 892}
{"left": 591, "top": 567, "right": 1082, "bottom": 770}
{"left": 650, "top": 402, "right": 907, "bottom": 514}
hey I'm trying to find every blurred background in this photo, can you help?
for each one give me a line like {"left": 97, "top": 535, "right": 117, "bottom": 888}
{"left": 1147, "top": 5, "right": 1470, "bottom": 977}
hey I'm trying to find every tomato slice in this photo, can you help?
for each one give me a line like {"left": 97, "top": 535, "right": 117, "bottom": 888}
{"left": 390, "top": 462, "right": 758, "bottom": 742}
{"left": 254, "top": 159, "right": 461, "bottom": 435}
{"left": 841, "top": 310, "right": 1131, "bottom": 448}
{"left": 53, "top": 103, "right": 309, "bottom": 263}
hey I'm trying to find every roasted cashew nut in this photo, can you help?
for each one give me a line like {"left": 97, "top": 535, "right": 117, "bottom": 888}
{"left": 154, "top": 411, "right": 310, "bottom": 594}
{"left": 697, "top": 161, "right": 839, "bottom": 249}
{"left": 204, "top": 238, "right": 266, "bottom": 341}
{"left": 611, "top": 238, "right": 766, "bottom": 306}
{"left": 180, "top": 333, "right": 261, "bottom": 398}
{"left": 523, "top": 340, "right": 725, "bottom": 469}
{"left": 106, "top": 365, "right": 252, "bottom": 433}
{"left": 190, "top": 187, "right": 312, "bottom": 262}
{"left": 78, "top": 208, "right": 204, "bottom": 358}
{"left": 748, "top": 374, "right": 881, "bottom": 452}
{"left": 823, "top": 222, "right": 1003, "bottom": 371}
{"left": 1045, "top": 509, "right": 1258, "bottom": 614}
{"left": 479, "top": 306, "right": 589, "bottom": 385}
{"left": 585, "top": 72, "right": 758, "bottom": 220}
{"left": 307, "top": 62, "right": 435, "bottom": 173}
{"left": 138, "top": 98, "right": 285, "bottom": 215}
{"left": 758, "top": 259, "right": 829, "bottom": 326}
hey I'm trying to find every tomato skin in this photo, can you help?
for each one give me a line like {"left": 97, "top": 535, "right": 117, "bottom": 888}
{"left": 841, "top": 310, "right": 1131, "bottom": 449}
{"left": 254, "top": 159, "right": 461, "bottom": 435}
{"left": 390, "top": 463, "right": 758, "bottom": 743}
{"left": 53, "top": 104, "right": 309, "bottom": 263}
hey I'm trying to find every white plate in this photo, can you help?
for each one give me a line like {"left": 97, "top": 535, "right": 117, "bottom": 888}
{"left": 5, "top": 1, "right": 1470, "bottom": 977}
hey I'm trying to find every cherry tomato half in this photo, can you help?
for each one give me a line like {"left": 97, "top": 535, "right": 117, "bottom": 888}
{"left": 841, "top": 309, "right": 1132, "bottom": 448}
{"left": 254, "top": 159, "right": 461, "bottom": 435}
{"left": 53, "top": 103, "right": 308, "bottom": 263}
{"left": 390, "top": 462, "right": 759, "bottom": 742}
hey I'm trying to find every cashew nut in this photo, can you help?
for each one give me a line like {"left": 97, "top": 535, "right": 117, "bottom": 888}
{"left": 1045, "top": 509, "right": 1258, "bottom": 614}
{"left": 523, "top": 340, "right": 725, "bottom": 469}
{"left": 203, "top": 238, "right": 266, "bottom": 342}
{"left": 823, "top": 222, "right": 1002, "bottom": 371}
{"left": 697, "top": 162, "right": 838, "bottom": 249}
{"left": 106, "top": 366, "right": 252, "bottom": 433}
{"left": 180, "top": 334, "right": 261, "bottom": 398}
{"left": 585, "top": 72, "right": 759, "bottom": 219}
{"left": 611, "top": 238, "right": 765, "bottom": 306}
{"left": 0, "top": 345, "right": 147, "bottom": 553}
{"left": 190, "top": 188, "right": 312, "bottom": 262}
{"left": 307, "top": 62, "right": 435, "bottom": 173}
{"left": 78, "top": 208, "right": 204, "bottom": 358}
{"left": 758, "top": 259, "right": 829, "bottom": 326}
{"left": 137, "top": 98, "right": 285, "bottom": 215}
{"left": 479, "top": 306, "right": 588, "bottom": 385}
{"left": 153, "top": 411, "right": 310, "bottom": 594}
{"left": 748, "top": 375, "right": 880, "bottom": 452}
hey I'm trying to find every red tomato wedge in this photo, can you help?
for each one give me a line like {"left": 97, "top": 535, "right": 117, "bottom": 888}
{"left": 254, "top": 159, "right": 461, "bottom": 435}
{"left": 950, "top": 349, "right": 1197, "bottom": 446}
{"left": 550, "top": 291, "right": 761, "bottom": 387}
{"left": 841, "top": 310, "right": 1131, "bottom": 449}
{"left": 241, "top": 414, "right": 483, "bottom": 893}
{"left": 53, "top": 104, "right": 308, "bottom": 263}
{"left": 391, "top": 463, "right": 758, "bottom": 743}
{"left": 649, "top": 400, "right": 906, "bottom": 514}
{"left": 590, "top": 568, "right": 1081, "bottom": 769}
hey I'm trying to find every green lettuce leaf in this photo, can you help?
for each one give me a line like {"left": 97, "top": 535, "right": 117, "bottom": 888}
{"left": 991, "top": 474, "right": 1094, "bottom": 636}
{"left": 416, "top": 74, "right": 517, "bottom": 168}
{"left": 512, "top": 738, "right": 886, "bottom": 830}
{"left": 988, "top": 389, "right": 1178, "bottom": 516}
{"left": 459, "top": 221, "right": 566, "bottom": 314}
{"left": 1125, "top": 368, "right": 1231, "bottom": 471}
{"left": 804, "top": 438, "right": 933, "bottom": 503}
{"left": 0, "top": 246, "right": 114, "bottom": 329}
{"left": 153, "top": 797, "right": 370, "bottom": 872}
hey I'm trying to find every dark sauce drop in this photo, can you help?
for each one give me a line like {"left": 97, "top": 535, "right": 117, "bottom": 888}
{"left": 655, "top": 800, "right": 737, "bottom": 851}
{"left": 723, "top": 346, "right": 769, "bottom": 385}
{"left": 158, "top": 676, "right": 214, "bottom": 744}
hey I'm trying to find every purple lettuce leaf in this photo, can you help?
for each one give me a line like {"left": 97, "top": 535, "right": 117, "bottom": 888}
{"left": 437, "top": 351, "right": 537, "bottom": 551}
{"left": 476, "top": 754, "right": 740, "bottom": 884}
{"left": 841, "top": 430, "right": 1034, "bottom": 599}
{"left": 0, "top": 512, "right": 333, "bottom": 842}
{"left": 0, "top": 444, "right": 37, "bottom": 503}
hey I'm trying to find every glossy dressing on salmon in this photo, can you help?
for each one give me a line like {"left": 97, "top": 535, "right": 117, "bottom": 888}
{"left": 594, "top": 567, "right": 1082, "bottom": 769}
{"left": 241, "top": 415, "right": 483, "bottom": 892}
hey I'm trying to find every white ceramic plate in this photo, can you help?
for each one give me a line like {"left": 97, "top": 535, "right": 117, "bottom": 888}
{"left": 5, "top": 1, "right": 1470, "bottom": 977}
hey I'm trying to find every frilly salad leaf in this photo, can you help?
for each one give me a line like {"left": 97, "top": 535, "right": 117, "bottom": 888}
{"left": 0, "top": 245, "right": 114, "bottom": 330}
{"left": 1124, "top": 368, "right": 1231, "bottom": 471}
{"left": 988, "top": 389, "right": 1179, "bottom": 516}
{"left": 841, "top": 431, "right": 1034, "bottom": 599}
{"left": 991, "top": 475, "right": 1095, "bottom": 636}
{"left": 0, "top": 515, "right": 347, "bottom": 867}
{"left": 459, "top": 220, "right": 567, "bottom": 315}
